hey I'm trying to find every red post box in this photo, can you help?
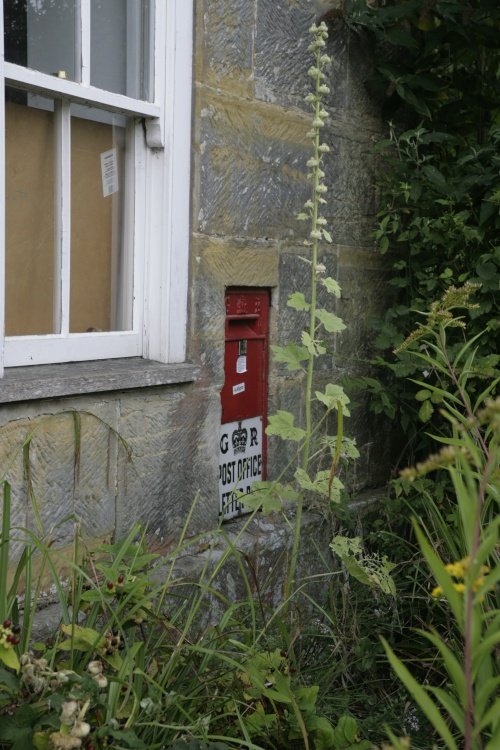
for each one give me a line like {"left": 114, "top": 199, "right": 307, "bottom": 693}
{"left": 219, "top": 288, "right": 270, "bottom": 519}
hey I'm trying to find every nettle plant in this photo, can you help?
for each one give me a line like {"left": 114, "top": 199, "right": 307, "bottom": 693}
{"left": 243, "top": 22, "right": 359, "bottom": 595}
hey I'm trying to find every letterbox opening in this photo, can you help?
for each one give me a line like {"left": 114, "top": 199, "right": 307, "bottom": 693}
{"left": 219, "top": 288, "right": 270, "bottom": 520}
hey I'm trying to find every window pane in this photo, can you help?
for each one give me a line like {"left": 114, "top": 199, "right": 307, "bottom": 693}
{"left": 5, "top": 89, "right": 56, "bottom": 336}
{"left": 5, "top": 91, "right": 56, "bottom": 336}
{"left": 70, "top": 111, "right": 133, "bottom": 333}
{"left": 91, "top": 0, "right": 152, "bottom": 100}
{"left": 4, "top": 0, "right": 77, "bottom": 81}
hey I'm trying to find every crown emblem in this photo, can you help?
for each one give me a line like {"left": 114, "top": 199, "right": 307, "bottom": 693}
{"left": 232, "top": 422, "right": 248, "bottom": 454}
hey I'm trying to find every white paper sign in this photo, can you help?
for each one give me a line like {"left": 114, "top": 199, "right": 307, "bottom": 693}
{"left": 100, "top": 148, "right": 119, "bottom": 197}
{"left": 232, "top": 382, "right": 245, "bottom": 395}
{"left": 236, "top": 355, "right": 247, "bottom": 374}
{"left": 219, "top": 417, "right": 263, "bottom": 519}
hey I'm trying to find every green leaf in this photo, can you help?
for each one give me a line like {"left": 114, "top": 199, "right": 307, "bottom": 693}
{"left": 381, "top": 638, "right": 458, "bottom": 750}
{"left": 266, "top": 411, "right": 306, "bottom": 441}
{"left": 271, "top": 343, "right": 309, "bottom": 371}
{"left": 315, "top": 308, "right": 346, "bottom": 333}
{"left": 0, "top": 645, "right": 20, "bottom": 672}
{"left": 295, "top": 468, "right": 342, "bottom": 500}
{"left": 58, "top": 624, "right": 104, "bottom": 652}
{"left": 315, "top": 383, "right": 351, "bottom": 416}
{"left": 417, "top": 629, "right": 465, "bottom": 705}
{"left": 0, "top": 666, "right": 20, "bottom": 691}
{"left": 336, "top": 714, "right": 358, "bottom": 744}
{"left": 418, "top": 399, "right": 434, "bottom": 422}
{"left": 287, "top": 292, "right": 310, "bottom": 311}
{"left": 413, "top": 521, "right": 462, "bottom": 625}
{"left": 415, "top": 388, "right": 432, "bottom": 401}
{"left": 321, "top": 277, "right": 341, "bottom": 297}
{"left": 427, "top": 687, "right": 464, "bottom": 730}
{"left": 322, "top": 229, "right": 333, "bottom": 243}
{"left": 330, "top": 536, "right": 395, "bottom": 595}
{"left": 302, "top": 331, "right": 326, "bottom": 355}
{"left": 242, "top": 481, "right": 298, "bottom": 513}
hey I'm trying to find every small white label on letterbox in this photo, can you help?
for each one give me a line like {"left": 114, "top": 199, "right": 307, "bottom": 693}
{"left": 236, "top": 356, "right": 247, "bottom": 374}
{"left": 232, "top": 382, "right": 245, "bottom": 395}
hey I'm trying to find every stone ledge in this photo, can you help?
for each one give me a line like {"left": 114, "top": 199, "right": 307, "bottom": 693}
{"left": 0, "top": 359, "right": 200, "bottom": 403}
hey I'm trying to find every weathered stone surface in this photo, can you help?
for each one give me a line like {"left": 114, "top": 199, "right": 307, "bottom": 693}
{"left": 116, "top": 385, "right": 221, "bottom": 537}
{"left": 335, "top": 244, "right": 387, "bottom": 359}
{"left": 195, "top": 89, "right": 311, "bottom": 240}
{"left": 322, "top": 132, "right": 378, "bottom": 246}
{"left": 194, "top": 0, "right": 255, "bottom": 98}
{"left": 254, "top": 0, "right": 315, "bottom": 109}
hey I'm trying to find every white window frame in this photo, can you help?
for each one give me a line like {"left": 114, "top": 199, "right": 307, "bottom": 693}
{"left": 0, "top": 0, "right": 193, "bottom": 374}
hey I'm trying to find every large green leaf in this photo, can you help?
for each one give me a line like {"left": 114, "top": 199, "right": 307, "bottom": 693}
{"left": 270, "top": 343, "right": 310, "bottom": 371}
{"left": 266, "top": 411, "right": 306, "bottom": 441}
{"left": 315, "top": 308, "right": 346, "bottom": 333}
{"left": 321, "top": 276, "right": 341, "bottom": 297}
{"left": 287, "top": 292, "right": 310, "bottom": 311}
{"left": 316, "top": 383, "right": 350, "bottom": 415}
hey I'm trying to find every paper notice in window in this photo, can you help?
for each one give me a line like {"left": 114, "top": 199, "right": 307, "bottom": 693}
{"left": 100, "top": 148, "right": 119, "bottom": 197}
{"left": 233, "top": 383, "right": 245, "bottom": 395}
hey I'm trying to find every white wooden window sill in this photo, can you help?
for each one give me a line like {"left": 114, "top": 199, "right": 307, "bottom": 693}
{"left": 0, "top": 359, "right": 199, "bottom": 403}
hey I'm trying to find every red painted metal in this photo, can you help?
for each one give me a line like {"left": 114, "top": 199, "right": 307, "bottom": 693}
{"left": 221, "top": 288, "right": 270, "bottom": 477}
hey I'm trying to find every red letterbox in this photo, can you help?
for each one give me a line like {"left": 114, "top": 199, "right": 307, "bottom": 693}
{"left": 219, "top": 288, "right": 270, "bottom": 519}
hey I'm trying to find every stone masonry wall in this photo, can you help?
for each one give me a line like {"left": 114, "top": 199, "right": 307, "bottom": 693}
{"left": 189, "top": 0, "right": 391, "bottom": 492}
{"left": 0, "top": 1, "right": 391, "bottom": 563}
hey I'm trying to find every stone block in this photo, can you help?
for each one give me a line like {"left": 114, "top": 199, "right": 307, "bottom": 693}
{"left": 254, "top": 0, "right": 315, "bottom": 109}
{"left": 194, "top": 0, "right": 255, "bottom": 98}
{"left": 195, "top": 90, "right": 310, "bottom": 240}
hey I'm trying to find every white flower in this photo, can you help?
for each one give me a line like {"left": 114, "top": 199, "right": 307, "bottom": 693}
{"left": 71, "top": 721, "right": 91, "bottom": 739}
{"left": 60, "top": 700, "right": 79, "bottom": 726}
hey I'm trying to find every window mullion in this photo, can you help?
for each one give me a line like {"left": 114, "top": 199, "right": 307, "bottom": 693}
{"left": 54, "top": 101, "right": 71, "bottom": 335}
{"left": 79, "top": 0, "right": 91, "bottom": 86}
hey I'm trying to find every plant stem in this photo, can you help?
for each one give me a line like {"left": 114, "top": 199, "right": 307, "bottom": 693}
{"left": 287, "top": 35, "right": 324, "bottom": 603}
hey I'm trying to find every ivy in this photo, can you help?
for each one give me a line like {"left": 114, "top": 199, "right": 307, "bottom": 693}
{"left": 345, "top": 0, "right": 500, "bottom": 460}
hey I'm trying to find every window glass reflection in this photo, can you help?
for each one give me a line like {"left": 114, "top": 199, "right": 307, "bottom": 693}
{"left": 4, "top": 0, "right": 77, "bottom": 81}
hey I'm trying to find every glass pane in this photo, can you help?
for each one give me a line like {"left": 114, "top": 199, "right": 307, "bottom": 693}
{"left": 70, "top": 110, "right": 133, "bottom": 333}
{"left": 91, "top": 0, "right": 152, "bottom": 100}
{"left": 5, "top": 88, "right": 56, "bottom": 336}
{"left": 4, "top": 0, "right": 77, "bottom": 81}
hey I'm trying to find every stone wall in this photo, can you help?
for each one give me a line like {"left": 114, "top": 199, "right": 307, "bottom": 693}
{"left": 0, "top": 1, "right": 391, "bottom": 560}
{"left": 189, "top": 0, "right": 391, "bottom": 492}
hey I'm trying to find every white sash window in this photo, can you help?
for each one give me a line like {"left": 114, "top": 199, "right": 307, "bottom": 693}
{"left": 0, "top": 0, "right": 193, "bottom": 373}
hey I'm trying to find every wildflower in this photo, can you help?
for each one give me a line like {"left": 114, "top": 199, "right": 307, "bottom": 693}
{"left": 453, "top": 582, "right": 466, "bottom": 594}
{"left": 49, "top": 732, "right": 82, "bottom": 750}
{"left": 431, "top": 586, "right": 443, "bottom": 598}
{"left": 71, "top": 721, "right": 91, "bottom": 739}
{"left": 0, "top": 620, "right": 21, "bottom": 649}
{"left": 60, "top": 701, "right": 79, "bottom": 726}
{"left": 444, "top": 556, "right": 471, "bottom": 579}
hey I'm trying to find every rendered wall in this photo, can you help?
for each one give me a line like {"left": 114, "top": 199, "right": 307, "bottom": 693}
{"left": 0, "top": 1, "right": 391, "bottom": 558}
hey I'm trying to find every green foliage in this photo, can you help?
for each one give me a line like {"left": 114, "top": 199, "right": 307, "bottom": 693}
{"left": 330, "top": 535, "right": 396, "bottom": 596}
{"left": 345, "top": 0, "right": 500, "bottom": 460}
{"left": 379, "top": 297, "right": 500, "bottom": 749}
